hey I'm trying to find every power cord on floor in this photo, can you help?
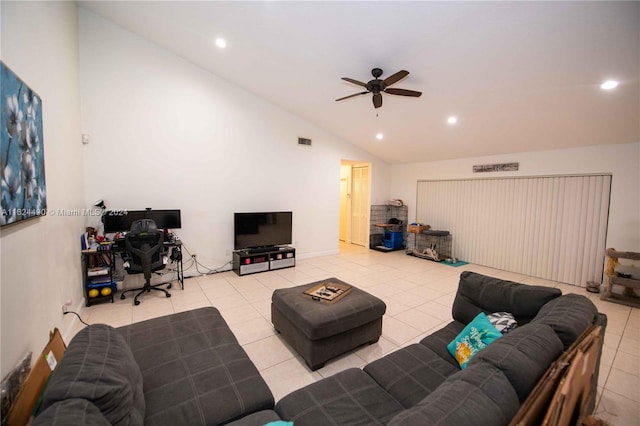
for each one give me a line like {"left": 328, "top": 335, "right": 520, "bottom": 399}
{"left": 197, "top": 259, "right": 233, "bottom": 275}
{"left": 172, "top": 233, "right": 234, "bottom": 275}
{"left": 63, "top": 310, "right": 90, "bottom": 326}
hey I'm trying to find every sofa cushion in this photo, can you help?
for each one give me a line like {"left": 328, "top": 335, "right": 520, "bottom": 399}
{"left": 452, "top": 271, "right": 561, "bottom": 325}
{"left": 275, "top": 368, "right": 404, "bottom": 425}
{"left": 447, "top": 312, "right": 502, "bottom": 368}
{"left": 364, "top": 344, "right": 459, "bottom": 408}
{"left": 34, "top": 398, "right": 111, "bottom": 426}
{"left": 387, "top": 364, "right": 520, "bottom": 426}
{"left": 117, "top": 307, "right": 274, "bottom": 426}
{"left": 530, "top": 293, "right": 597, "bottom": 349}
{"left": 470, "top": 323, "right": 563, "bottom": 402}
{"left": 38, "top": 324, "right": 145, "bottom": 426}
{"left": 420, "top": 321, "right": 465, "bottom": 369}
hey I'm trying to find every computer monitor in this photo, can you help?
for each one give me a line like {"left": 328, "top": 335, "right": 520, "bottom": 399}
{"left": 103, "top": 209, "right": 182, "bottom": 233}
{"left": 145, "top": 209, "right": 181, "bottom": 230}
{"left": 103, "top": 210, "right": 146, "bottom": 233}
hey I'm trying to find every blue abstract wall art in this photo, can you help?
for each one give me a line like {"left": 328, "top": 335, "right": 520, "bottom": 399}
{"left": 1, "top": 61, "right": 47, "bottom": 226}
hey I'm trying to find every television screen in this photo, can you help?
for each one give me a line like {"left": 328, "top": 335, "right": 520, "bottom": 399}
{"left": 234, "top": 212, "right": 292, "bottom": 250}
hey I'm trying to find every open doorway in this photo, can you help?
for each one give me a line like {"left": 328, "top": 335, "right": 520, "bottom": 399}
{"left": 339, "top": 160, "right": 371, "bottom": 247}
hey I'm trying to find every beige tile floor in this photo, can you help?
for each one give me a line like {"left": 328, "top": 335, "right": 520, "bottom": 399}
{"left": 80, "top": 243, "right": 640, "bottom": 426}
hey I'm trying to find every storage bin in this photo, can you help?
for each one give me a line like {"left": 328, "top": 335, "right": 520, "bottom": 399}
{"left": 383, "top": 230, "right": 404, "bottom": 249}
{"left": 407, "top": 224, "right": 430, "bottom": 233}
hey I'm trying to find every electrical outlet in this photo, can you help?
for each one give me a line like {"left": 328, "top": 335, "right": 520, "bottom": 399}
{"left": 62, "top": 299, "right": 73, "bottom": 314}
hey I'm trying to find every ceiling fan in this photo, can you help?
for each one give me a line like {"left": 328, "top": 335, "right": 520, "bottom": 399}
{"left": 336, "top": 68, "right": 422, "bottom": 109}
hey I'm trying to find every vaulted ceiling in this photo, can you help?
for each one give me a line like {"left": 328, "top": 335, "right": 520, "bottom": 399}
{"left": 79, "top": 1, "right": 639, "bottom": 164}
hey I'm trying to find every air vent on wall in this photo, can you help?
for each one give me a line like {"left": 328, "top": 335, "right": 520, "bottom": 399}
{"left": 298, "top": 137, "right": 312, "bottom": 146}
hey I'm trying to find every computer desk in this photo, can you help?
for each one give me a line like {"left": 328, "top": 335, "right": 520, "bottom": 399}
{"left": 85, "top": 240, "right": 185, "bottom": 290}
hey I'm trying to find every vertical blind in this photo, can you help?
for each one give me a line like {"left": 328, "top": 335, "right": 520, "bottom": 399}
{"left": 416, "top": 175, "right": 611, "bottom": 286}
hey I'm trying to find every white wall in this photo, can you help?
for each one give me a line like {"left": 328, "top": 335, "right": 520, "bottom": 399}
{"left": 390, "top": 142, "right": 640, "bottom": 253}
{"left": 0, "top": 1, "right": 84, "bottom": 377}
{"left": 78, "top": 9, "right": 390, "bottom": 268}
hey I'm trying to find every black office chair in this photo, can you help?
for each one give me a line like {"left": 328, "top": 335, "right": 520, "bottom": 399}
{"left": 120, "top": 219, "right": 172, "bottom": 305}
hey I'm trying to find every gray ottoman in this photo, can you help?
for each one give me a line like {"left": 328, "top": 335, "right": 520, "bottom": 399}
{"left": 271, "top": 278, "right": 386, "bottom": 370}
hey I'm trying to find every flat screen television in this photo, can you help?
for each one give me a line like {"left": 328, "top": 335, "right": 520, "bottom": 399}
{"left": 234, "top": 212, "right": 292, "bottom": 251}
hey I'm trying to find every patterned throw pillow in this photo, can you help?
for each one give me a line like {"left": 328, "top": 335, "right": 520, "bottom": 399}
{"left": 447, "top": 312, "right": 502, "bottom": 369}
{"left": 487, "top": 312, "right": 518, "bottom": 334}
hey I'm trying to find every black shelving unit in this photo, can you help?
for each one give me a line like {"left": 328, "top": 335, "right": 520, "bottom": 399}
{"left": 82, "top": 250, "right": 116, "bottom": 306}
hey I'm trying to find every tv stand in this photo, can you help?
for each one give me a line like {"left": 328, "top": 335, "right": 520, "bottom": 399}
{"left": 248, "top": 246, "right": 278, "bottom": 254}
{"left": 233, "top": 246, "right": 295, "bottom": 276}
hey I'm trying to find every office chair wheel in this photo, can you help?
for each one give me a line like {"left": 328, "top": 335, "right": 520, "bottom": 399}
{"left": 121, "top": 294, "right": 126, "bottom": 300}
{"left": 134, "top": 300, "right": 141, "bottom": 305}
{"left": 167, "top": 283, "right": 172, "bottom": 289}
{"left": 166, "top": 293, "right": 171, "bottom": 298}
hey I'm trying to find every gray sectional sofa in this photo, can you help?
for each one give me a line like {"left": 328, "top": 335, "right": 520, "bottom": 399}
{"left": 33, "top": 271, "right": 606, "bottom": 425}
{"left": 272, "top": 271, "right": 606, "bottom": 425}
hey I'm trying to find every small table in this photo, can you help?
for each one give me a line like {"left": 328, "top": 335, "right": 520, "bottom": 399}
{"left": 271, "top": 278, "right": 386, "bottom": 370}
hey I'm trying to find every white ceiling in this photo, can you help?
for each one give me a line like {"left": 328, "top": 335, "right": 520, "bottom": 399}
{"left": 78, "top": 1, "right": 640, "bottom": 164}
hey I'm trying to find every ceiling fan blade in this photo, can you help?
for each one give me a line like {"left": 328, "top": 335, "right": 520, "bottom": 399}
{"left": 373, "top": 93, "right": 382, "bottom": 109}
{"left": 385, "top": 88, "right": 422, "bottom": 97}
{"left": 383, "top": 70, "right": 409, "bottom": 86}
{"left": 335, "top": 91, "right": 369, "bottom": 102}
{"left": 342, "top": 77, "right": 368, "bottom": 88}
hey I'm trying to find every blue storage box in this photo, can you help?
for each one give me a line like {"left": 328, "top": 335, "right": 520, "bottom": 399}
{"left": 383, "top": 230, "right": 404, "bottom": 249}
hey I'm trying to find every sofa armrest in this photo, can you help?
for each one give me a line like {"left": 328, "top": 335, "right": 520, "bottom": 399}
{"left": 36, "top": 324, "right": 145, "bottom": 426}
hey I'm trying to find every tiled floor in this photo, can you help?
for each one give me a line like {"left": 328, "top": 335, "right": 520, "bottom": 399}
{"left": 80, "top": 243, "right": 640, "bottom": 425}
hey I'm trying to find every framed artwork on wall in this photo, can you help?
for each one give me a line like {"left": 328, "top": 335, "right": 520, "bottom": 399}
{"left": 1, "top": 61, "right": 47, "bottom": 226}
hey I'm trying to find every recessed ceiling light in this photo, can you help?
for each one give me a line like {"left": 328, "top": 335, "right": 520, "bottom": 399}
{"left": 375, "top": 133, "right": 384, "bottom": 140}
{"left": 215, "top": 38, "right": 227, "bottom": 49}
{"left": 447, "top": 116, "right": 458, "bottom": 124}
{"left": 600, "top": 80, "right": 619, "bottom": 90}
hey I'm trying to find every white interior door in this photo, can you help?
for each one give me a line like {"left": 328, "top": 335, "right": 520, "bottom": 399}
{"left": 351, "top": 165, "right": 370, "bottom": 247}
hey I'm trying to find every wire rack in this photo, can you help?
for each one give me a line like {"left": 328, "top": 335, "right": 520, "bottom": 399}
{"left": 369, "top": 204, "right": 408, "bottom": 249}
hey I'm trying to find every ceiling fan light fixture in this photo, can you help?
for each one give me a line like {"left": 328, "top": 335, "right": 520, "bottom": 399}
{"left": 447, "top": 116, "right": 458, "bottom": 124}
{"left": 600, "top": 79, "right": 619, "bottom": 90}
{"left": 375, "top": 133, "right": 384, "bottom": 140}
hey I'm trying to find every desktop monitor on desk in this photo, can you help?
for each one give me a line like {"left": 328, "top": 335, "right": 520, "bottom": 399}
{"left": 145, "top": 210, "right": 181, "bottom": 230}
{"left": 103, "top": 209, "right": 181, "bottom": 233}
{"left": 103, "top": 210, "right": 145, "bottom": 234}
